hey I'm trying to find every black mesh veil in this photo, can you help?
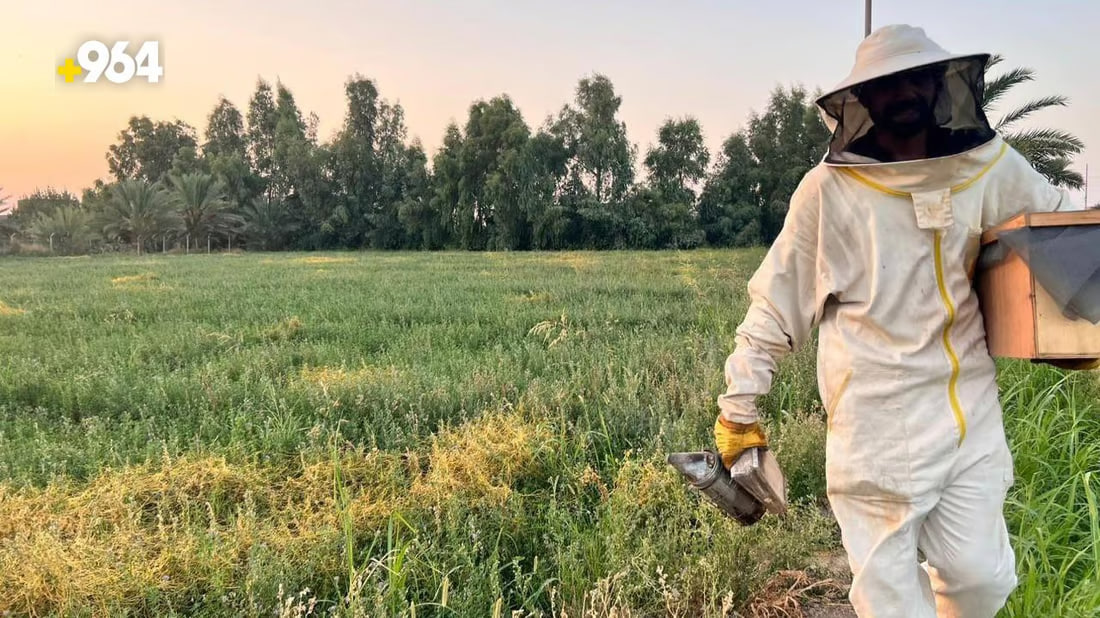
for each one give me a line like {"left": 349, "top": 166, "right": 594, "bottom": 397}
{"left": 817, "top": 55, "right": 996, "bottom": 164}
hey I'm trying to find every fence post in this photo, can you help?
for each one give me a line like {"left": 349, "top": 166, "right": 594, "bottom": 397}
{"left": 186, "top": 234, "right": 190, "bottom": 255}
{"left": 207, "top": 235, "right": 211, "bottom": 253}
{"left": 49, "top": 233, "right": 55, "bottom": 253}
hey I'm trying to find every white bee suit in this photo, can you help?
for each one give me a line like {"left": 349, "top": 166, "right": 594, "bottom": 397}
{"left": 717, "top": 25, "right": 1076, "bottom": 617}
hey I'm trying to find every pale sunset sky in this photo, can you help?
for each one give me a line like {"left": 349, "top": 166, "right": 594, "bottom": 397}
{"left": 3, "top": 0, "right": 1099, "bottom": 203}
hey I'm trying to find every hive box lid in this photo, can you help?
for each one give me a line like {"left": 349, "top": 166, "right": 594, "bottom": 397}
{"left": 982, "top": 209, "right": 1100, "bottom": 245}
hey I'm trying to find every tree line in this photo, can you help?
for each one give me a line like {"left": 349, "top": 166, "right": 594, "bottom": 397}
{"left": 1, "top": 57, "right": 1083, "bottom": 255}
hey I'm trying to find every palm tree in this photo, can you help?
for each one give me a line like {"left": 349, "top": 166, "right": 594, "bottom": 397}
{"left": 29, "top": 206, "right": 97, "bottom": 254}
{"left": 101, "top": 180, "right": 177, "bottom": 254}
{"left": 0, "top": 193, "right": 16, "bottom": 248}
{"left": 0, "top": 188, "right": 14, "bottom": 239}
{"left": 241, "top": 197, "right": 297, "bottom": 251}
{"left": 984, "top": 54, "right": 1084, "bottom": 188}
{"left": 168, "top": 173, "right": 242, "bottom": 249}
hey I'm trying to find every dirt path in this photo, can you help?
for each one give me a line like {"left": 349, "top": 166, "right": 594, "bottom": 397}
{"left": 803, "top": 606, "right": 858, "bottom": 618}
{"left": 747, "top": 550, "right": 857, "bottom": 617}
{"left": 802, "top": 549, "right": 856, "bottom": 617}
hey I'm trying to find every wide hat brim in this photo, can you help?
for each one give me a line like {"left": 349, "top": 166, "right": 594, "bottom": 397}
{"left": 816, "top": 51, "right": 990, "bottom": 107}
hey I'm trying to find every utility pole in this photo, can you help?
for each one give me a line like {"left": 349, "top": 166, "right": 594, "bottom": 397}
{"left": 865, "top": 0, "right": 872, "bottom": 37}
{"left": 1085, "top": 163, "right": 1089, "bottom": 208}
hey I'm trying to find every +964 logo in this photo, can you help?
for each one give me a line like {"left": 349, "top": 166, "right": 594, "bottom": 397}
{"left": 57, "top": 40, "right": 163, "bottom": 84}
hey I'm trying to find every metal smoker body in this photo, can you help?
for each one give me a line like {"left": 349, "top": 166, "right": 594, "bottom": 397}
{"left": 667, "top": 447, "right": 787, "bottom": 526}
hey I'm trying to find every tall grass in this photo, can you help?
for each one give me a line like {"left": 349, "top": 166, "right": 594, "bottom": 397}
{"left": 997, "top": 362, "right": 1100, "bottom": 617}
{"left": 0, "top": 251, "right": 1094, "bottom": 615}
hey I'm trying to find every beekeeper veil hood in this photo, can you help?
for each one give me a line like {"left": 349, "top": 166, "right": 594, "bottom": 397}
{"left": 816, "top": 25, "right": 996, "bottom": 164}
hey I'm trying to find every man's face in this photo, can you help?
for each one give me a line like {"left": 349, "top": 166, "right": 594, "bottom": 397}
{"left": 858, "top": 65, "right": 941, "bottom": 138}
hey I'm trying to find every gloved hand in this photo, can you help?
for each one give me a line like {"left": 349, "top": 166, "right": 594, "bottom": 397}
{"left": 713, "top": 416, "right": 768, "bottom": 469}
{"left": 1037, "top": 358, "right": 1100, "bottom": 371}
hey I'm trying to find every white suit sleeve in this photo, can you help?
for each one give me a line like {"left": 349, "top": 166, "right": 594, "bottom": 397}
{"left": 718, "top": 179, "right": 827, "bottom": 424}
{"left": 984, "top": 147, "right": 1080, "bottom": 228}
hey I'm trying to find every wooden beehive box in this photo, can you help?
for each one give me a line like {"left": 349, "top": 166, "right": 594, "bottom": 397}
{"left": 977, "top": 210, "right": 1100, "bottom": 359}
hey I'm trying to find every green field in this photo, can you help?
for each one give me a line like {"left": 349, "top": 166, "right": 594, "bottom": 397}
{"left": 0, "top": 251, "right": 1097, "bottom": 617}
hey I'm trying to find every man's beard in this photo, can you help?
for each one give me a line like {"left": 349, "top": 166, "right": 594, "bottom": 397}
{"left": 873, "top": 98, "right": 936, "bottom": 138}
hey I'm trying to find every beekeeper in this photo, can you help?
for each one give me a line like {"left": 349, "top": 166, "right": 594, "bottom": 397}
{"left": 714, "top": 24, "right": 1095, "bottom": 617}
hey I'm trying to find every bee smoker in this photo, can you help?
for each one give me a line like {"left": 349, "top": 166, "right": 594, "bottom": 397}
{"left": 666, "top": 447, "right": 787, "bottom": 526}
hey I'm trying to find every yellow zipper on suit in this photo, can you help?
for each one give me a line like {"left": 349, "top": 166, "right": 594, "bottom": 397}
{"left": 933, "top": 229, "right": 966, "bottom": 445}
{"left": 837, "top": 143, "right": 1007, "bottom": 446}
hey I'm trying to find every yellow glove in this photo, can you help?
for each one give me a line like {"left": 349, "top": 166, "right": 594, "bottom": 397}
{"left": 713, "top": 416, "right": 768, "bottom": 469}
{"left": 1037, "top": 358, "right": 1100, "bottom": 371}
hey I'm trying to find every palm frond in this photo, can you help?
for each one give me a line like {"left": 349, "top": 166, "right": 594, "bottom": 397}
{"left": 983, "top": 67, "right": 1035, "bottom": 111}
{"left": 1026, "top": 155, "right": 1084, "bottom": 189}
{"left": 1003, "top": 128, "right": 1085, "bottom": 159}
{"left": 996, "top": 95, "right": 1069, "bottom": 131}
{"left": 984, "top": 54, "right": 1087, "bottom": 188}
